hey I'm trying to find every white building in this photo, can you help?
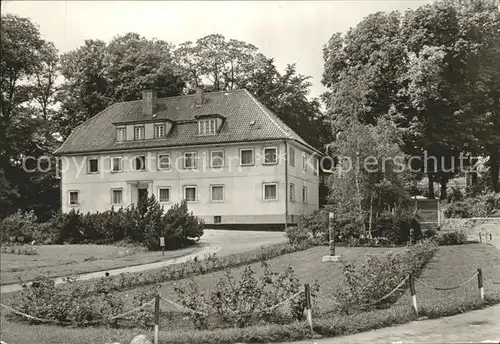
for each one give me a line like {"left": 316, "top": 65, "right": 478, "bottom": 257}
{"left": 55, "top": 88, "right": 321, "bottom": 230}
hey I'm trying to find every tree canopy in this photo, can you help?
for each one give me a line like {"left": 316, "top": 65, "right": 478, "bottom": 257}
{"left": 322, "top": 0, "right": 500, "bottom": 195}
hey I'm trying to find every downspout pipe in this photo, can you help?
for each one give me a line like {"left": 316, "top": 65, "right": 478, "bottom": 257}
{"left": 284, "top": 139, "right": 289, "bottom": 231}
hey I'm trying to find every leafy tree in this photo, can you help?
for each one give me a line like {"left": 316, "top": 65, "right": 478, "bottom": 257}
{"left": 55, "top": 39, "right": 112, "bottom": 138}
{"left": 104, "top": 33, "right": 185, "bottom": 101}
{"left": 57, "top": 33, "right": 185, "bottom": 139}
{"left": 328, "top": 118, "right": 410, "bottom": 238}
{"left": 322, "top": 0, "right": 500, "bottom": 197}
{"left": 175, "top": 33, "right": 258, "bottom": 90}
{"left": 0, "top": 14, "right": 60, "bottom": 220}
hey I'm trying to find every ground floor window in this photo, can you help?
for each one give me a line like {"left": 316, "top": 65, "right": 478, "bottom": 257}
{"left": 263, "top": 183, "right": 278, "bottom": 200}
{"left": 111, "top": 189, "right": 123, "bottom": 205}
{"left": 211, "top": 185, "right": 224, "bottom": 201}
{"left": 158, "top": 187, "right": 170, "bottom": 203}
{"left": 69, "top": 191, "right": 79, "bottom": 206}
{"left": 214, "top": 215, "right": 222, "bottom": 224}
{"left": 184, "top": 186, "right": 197, "bottom": 202}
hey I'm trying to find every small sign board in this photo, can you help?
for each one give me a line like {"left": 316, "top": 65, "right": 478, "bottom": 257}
{"left": 160, "top": 237, "right": 165, "bottom": 247}
{"left": 329, "top": 212, "right": 334, "bottom": 221}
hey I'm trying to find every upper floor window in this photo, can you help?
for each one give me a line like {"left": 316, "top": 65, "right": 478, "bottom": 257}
{"left": 240, "top": 148, "right": 254, "bottom": 166}
{"left": 290, "top": 183, "right": 295, "bottom": 202}
{"left": 158, "top": 154, "right": 171, "bottom": 170}
{"left": 289, "top": 147, "right": 295, "bottom": 167}
{"left": 87, "top": 158, "right": 99, "bottom": 174}
{"left": 135, "top": 155, "right": 146, "bottom": 171}
{"left": 198, "top": 119, "right": 216, "bottom": 135}
{"left": 313, "top": 158, "right": 318, "bottom": 176}
{"left": 302, "top": 186, "right": 308, "bottom": 203}
{"left": 183, "top": 152, "right": 197, "bottom": 169}
{"left": 155, "top": 124, "right": 165, "bottom": 138}
{"left": 117, "top": 127, "right": 126, "bottom": 142}
{"left": 210, "top": 150, "right": 224, "bottom": 168}
{"left": 111, "top": 157, "right": 122, "bottom": 173}
{"left": 264, "top": 147, "right": 278, "bottom": 165}
{"left": 302, "top": 153, "right": 308, "bottom": 172}
{"left": 134, "top": 125, "right": 145, "bottom": 140}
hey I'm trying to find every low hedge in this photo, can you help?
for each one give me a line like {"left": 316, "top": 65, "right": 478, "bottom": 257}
{"left": 50, "top": 240, "right": 318, "bottom": 296}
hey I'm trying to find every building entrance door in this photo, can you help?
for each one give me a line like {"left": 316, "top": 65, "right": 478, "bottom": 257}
{"left": 138, "top": 188, "right": 148, "bottom": 205}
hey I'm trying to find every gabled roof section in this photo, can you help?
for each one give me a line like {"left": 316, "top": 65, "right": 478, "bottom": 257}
{"left": 55, "top": 89, "right": 320, "bottom": 155}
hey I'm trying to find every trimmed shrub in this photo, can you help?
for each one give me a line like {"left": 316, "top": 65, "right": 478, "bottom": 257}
{"left": 372, "top": 212, "right": 422, "bottom": 245}
{"left": 436, "top": 231, "right": 467, "bottom": 245}
{"left": 159, "top": 200, "right": 204, "bottom": 250}
{"left": 49, "top": 198, "right": 204, "bottom": 250}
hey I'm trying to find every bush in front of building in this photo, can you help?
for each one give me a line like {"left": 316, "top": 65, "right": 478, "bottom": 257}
{"left": 0, "top": 210, "right": 55, "bottom": 244}
{"left": 49, "top": 197, "right": 204, "bottom": 250}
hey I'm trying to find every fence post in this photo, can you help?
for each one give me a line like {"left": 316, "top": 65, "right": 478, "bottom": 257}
{"left": 304, "top": 283, "right": 313, "bottom": 331}
{"left": 479, "top": 232, "right": 482, "bottom": 243}
{"left": 477, "top": 268, "right": 484, "bottom": 301}
{"left": 154, "top": 294, "right": 160, "bottom": 344}
{"left": 409, "top": 274, "right": 418, "bottom": 315}
{"left": 490, "top": 233, "right": 493, "bottom": 241}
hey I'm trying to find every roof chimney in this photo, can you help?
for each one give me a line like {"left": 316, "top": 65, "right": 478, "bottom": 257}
{"left": 142, "top": 89, "right": 157, "bottom": 116}
{"left": 195, "top": 86, "right": 204, "bottom": 106}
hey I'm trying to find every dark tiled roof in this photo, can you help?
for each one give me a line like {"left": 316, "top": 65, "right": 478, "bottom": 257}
{"left": 55, "top": 89, "right": 318, "bottom": 155}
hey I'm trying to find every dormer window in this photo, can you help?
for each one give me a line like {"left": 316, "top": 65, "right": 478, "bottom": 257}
{"left": 117, "top": 127, "right": 126, "bottom": 142}
{"left": 134, "top": 125, "right": 145, "bottom": 140}
{"left": 198, "top": 119, "right": 216, "bottom": 135}
{"left": 154, "top": 124, "right": 165, "bottom": 138}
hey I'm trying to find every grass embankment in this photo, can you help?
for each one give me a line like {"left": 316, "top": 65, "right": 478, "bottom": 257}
{"left": 0, "top": 243, "right": 200, "bottom": 285}
{"left": 1, "top": 243, "right": 499, "bottom": 344}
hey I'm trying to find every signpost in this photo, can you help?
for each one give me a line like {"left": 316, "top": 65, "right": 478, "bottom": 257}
{"left": 329, "top": 212, "right": 335, "bottom": 256}
{"left": 322, "top": 212, "right": 341, "bottom": 262}
{"left": 160, "top": 236, "right": 165, "bottom": 256}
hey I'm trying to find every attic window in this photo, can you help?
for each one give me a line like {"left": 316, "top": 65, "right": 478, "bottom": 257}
{"left": 117, "top": 127, "right": 126, "bottom": 142}
{"left": 198, "top": 119, "right": 216, "bottom": 135}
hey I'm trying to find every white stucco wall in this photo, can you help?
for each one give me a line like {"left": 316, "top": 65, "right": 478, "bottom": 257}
{"left": 60, "top": 140, "right": 319, "bottom": 225}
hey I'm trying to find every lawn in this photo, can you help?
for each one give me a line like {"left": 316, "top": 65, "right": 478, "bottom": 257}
{"left": 120, "top": 245, "right": 405, "bottom": 316}
{"left": 0, "top": 243, "right": 201, "bottom": 285}
{"left": 395, "top": 242, "right": 500, "bottom": 315}
{"left": 1, "top": 243, "right": 500, "bottom": 344}
{"left": 0, "top": 230, "right": 286, "bottom": 286}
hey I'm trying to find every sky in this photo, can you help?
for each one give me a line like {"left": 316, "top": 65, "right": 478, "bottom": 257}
{"left": 4, "top": 0, "right": 433, "bottom": 99}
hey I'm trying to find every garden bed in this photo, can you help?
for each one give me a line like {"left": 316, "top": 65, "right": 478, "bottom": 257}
{"left": 4, "top": 242, "right": 499, "bottom": 344}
